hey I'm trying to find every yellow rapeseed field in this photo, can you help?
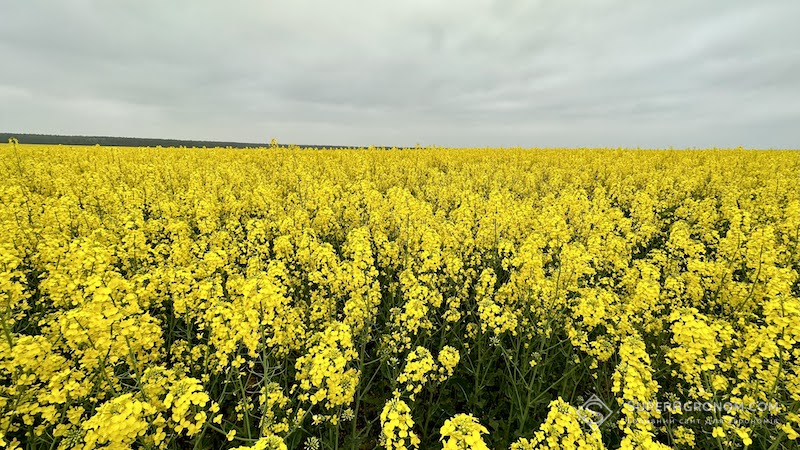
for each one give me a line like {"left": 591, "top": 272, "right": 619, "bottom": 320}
{"left": 1, "top": 141, "right": 798, "bottom": 450}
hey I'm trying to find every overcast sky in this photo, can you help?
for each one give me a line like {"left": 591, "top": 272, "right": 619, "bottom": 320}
{"left": 1, "top": 1, "right": 799, "bottom": 148}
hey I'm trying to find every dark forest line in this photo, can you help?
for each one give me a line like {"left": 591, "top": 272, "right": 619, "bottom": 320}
{"left": 1, "top": 133, "right": 381, "bottom": 149}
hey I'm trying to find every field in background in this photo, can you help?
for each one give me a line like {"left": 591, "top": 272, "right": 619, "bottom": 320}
{"left": 0, "top": 133, "right": 371, "bottom": 149}
{"left": 1, "top": 143, "right": 799, "bottom": 450}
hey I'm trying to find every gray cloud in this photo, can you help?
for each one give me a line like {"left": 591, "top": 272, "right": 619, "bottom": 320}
{"left": 1, "top": 0, "right": 798, "bottom": 147}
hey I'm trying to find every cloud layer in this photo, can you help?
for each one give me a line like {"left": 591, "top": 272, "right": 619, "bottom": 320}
{"left": 1, "top": 0, "right": 799, "bottom": 147}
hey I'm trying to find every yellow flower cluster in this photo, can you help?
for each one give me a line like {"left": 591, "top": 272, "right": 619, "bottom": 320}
{"left": 511, "top": 398, "right": 605, "bottom": 450}
{"left": 612, "top": 337, "right": 670, "bottom": 450}
{"left": 395, "top": 345, "right": 459, "bottom": 400}
{"left": 161, "top": 376, "right": 210, "bottom": 436}
{"left": 380, "top": 397, "right": 420, "bottom": 450}
{"left": 513, "top": 398, "right": 605, "bottom": 450}
{"left": 230, "top": 434, "right": 287, "bottom": 450}
{"left": 439, "top": 414, "right": 490, "bottom": 450}
{"left": 666, "top": 308, "right": 734, "bottom": 393}
{"left": 257, "top": 382, "right": 290, "bottom": 436}
{"left": 294, "top": 322, "right": 360, "bottom": 412}
{"left": 436, "top": 346, "right": 460, "bottom": 380}
{"left": 82, "top": 393, "right": 156, "bottom": 449}
{"left": 396, "top": 346, "right": 436, "bottom": 398}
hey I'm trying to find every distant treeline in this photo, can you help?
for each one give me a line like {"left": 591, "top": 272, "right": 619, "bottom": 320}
{"left": 1, "top": 133, "right": 378, "bottom": 149}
